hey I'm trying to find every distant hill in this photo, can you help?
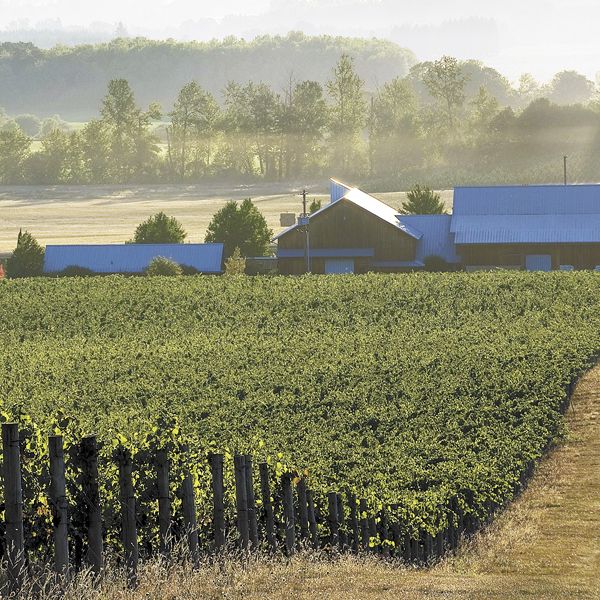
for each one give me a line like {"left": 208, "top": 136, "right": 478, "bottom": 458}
{"left": 0, "top": 34, "right": 416, "bottom": 120}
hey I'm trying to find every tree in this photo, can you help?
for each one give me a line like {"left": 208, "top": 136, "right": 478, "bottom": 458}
{"left": 518, "top": 73, "right": 541, "bottom": 106}
{"left": 0, "top": 127, "right": 31, "bottom": 183}
{"left": 469, "top": 86, "right": 500, "bottom": 137}
{"left": 326, "top": 54, "right": 367, "bottom": 172}
{"left": 400, "top": 185, "right": 445, "bottom": 215}
{"left": 14, "top": 114, "right": 41, "bottom": 137}
{"left": 284, "top": 80, "right": 328, "bottom": 177}
{"left": 6, "top": 230, "right": 45, "bottom": 278}
{"left": 131, "top": 212, "right": 187, "bottom": 244}
{"left": 544, "top": 70, "right": 595, "bottom": 105}
{"left": 369, "top": 77, "right": 420, "bottom": 175}
{"left": 100, "top": 79, "right": 161, "bottom": 182}
{"left": 309, "top": 199, "right": 322, "bottom": 214}
{"left": 422, "top": 56, "right": 468, "bottom": 129}
{"left": 81, "top": 120, "right": 111, "bottom": 183}
{"left": 169, "top": 81, "right": 221, "bottom": 179}
{"left": 205, "top": 198, "right": 272, "bottom": 258}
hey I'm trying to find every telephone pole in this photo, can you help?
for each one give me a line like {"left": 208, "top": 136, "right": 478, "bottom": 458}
{"left": 298, "top": 189, "right": 311, "bottom": 274}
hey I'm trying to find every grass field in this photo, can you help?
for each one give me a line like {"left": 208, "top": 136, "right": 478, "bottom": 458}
{"left": 0, "top": 183, "right": 454, "bottom": 253}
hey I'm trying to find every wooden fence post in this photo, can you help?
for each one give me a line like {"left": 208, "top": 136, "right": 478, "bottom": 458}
{"left": 327, "top": 492, "right": 339, "bottom": 550}
{"left": 348, "top": 493, "right": 359, "bottom": 553}
{"left": 155, "top": 447, "right": 171, "bottom": 557}
{"left": 244, "top": 455, "right": 259, "bottom": 549}
{"left": 80, "top": 436, "right": 103, "bottom": 576}
{"left": 306, "top": 489, "right": 319, "bottom": 550}
{"left": 259, "top": 462, "right": 277, "bottom": 553}
{"left": 368, "top": 516, "right": 377, "bottom": 554}
{"left": 380, "top": 508, "right": 390, "bottom": 558}
{"left": 209, "top": 453, "right": 225, "bottom": 552}
{"left": 117, "top": 447, "right": 138, "bottom": 588}
{"left": 297, "top": 479, "right": 309, "bottom": 543}
{"left": 48, "top": 435, "right": 69, "bottom": 578}
{"left": 2, "top": 423, "right": 25, "bottom": 595}
{"left": 336, "top": 494, "right": 347, "bottom": 551}
{"left": 234, "top": 455, "right": 249, "bottom": 551}
{"left": 179, "top": 446, "right": 199, "bottom": 567}
{"left": 359, "top": 499, "right": 369, "bottom": 551}
{"left": 282, "top": 473, "right": 295, "bottom": 555}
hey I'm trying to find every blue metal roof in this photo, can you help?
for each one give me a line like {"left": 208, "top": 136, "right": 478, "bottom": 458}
{"left": 44, "top": 243, "right": 224, "bottom": 274}
{"left": 398, "top": 215, "right": 460, "bottom": 263}
{"left": 453, "top": 185, "right": 600, "bottom": 216}
{"left": 278, "top": 248, "right": 375, "bottom": 259}
{"left": 452, "top": 185, "right": 600, "bottom": 244}
{"left": 452, "top": 215, "right": 600, "bottom": 244}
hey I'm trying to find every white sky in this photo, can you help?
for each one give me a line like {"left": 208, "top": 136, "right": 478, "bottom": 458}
{"left": 1, "top": 0, "right": 599, "bottom": 82}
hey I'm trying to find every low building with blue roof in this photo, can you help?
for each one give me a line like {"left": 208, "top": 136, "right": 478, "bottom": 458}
{"left": 44, "top": 243, "right": 224, "bottom": 275}
{"left": 275, "top": 180, "right": 600, "bottom": 273}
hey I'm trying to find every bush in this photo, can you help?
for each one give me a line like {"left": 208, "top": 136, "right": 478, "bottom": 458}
{"left": 58, "top": 265, "right": 96, "bottom": 277}
{"left": 180, "top": 264, "right": 200, "bottom": 276}
{"left": 6, "top": 230, "right": 45, "bottom": 278}
{"left": 224, "top": 247, "right": 246, "bottom": 275}
{"left": 145, "top": 257, "right": 183, "bottom": 276}
{"left": 424, "top": 255, "right": 453, "bottom": 272}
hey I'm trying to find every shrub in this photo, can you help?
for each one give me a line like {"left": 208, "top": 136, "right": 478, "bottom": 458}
{"left": 145, "top": 257, "right": 183, "bottom": 276}
{"left": 180, "top": 264, "right": 200, "bottom": 276}
{"left": 224, "top": 247, "right": 246, "bottom": 275}
{"left": 424, "top": 255, "right": 453, "bottom": 272}
{"left": 6, "top": 230, "right": 45, "bottom": 278}
{"left": 59, "top": 266, "right": 95, "bottom": 277}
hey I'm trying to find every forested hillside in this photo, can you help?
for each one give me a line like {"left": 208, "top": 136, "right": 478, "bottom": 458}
{"left": 0, "top": 35, "right": 416, "bottom": 119}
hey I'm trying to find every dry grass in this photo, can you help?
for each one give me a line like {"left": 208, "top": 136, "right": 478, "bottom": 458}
{"left": 13, "top": 365, "right": 600, "bottom": 599}
{"left": 0, "top": 184, "right": 454, "bottom": 252}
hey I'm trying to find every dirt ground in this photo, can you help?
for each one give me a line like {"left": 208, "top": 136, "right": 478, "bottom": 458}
{"left": 0, "top": 183, "right": 454, "bottom": 252}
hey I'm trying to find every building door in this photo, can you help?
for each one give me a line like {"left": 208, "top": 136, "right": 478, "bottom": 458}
{"left": 525, "top": 255, "right": 552, "bottom": 272}
{"left": 324, "top": 258, "right": 355, "bottom": 274}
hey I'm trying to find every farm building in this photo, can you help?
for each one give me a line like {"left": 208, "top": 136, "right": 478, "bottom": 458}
{"left": 43, "top": 243, "right": 224, "bottom": 274}
{"left": 275, "top": 180, "right": 459, "bottom": 274}
{"left": 276, "top": 180, "right": 600, "bottom": 273}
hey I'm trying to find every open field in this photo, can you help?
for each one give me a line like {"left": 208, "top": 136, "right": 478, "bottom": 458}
{"left": 0, "top": 183, "right": 454, "bottom": 252}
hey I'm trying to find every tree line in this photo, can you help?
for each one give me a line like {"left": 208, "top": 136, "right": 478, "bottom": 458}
{"left": 1, "top": 54, "right": 600, "bottom": 188}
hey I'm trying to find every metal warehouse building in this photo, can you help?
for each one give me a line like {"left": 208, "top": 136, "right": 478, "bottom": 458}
{"left": 276, "top": 180, "right": 600, "bottom": 273}
{"left": 44, "top": 243, "right": 224, "bottom": 274}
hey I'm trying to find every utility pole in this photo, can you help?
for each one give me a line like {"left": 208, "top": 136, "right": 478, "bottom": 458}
{"left": 301, "top": 189, "right": 311, "bottom": 274}
{"left": 564, "top": 155, "right": 568, "bottom": 186}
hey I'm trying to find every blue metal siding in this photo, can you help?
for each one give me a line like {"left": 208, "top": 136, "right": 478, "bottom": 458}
{"left": 398, "top": 215, "right": 460, "bottom": 263}
{"left": 525, "top": 255, "right": 552, "bottom": 272}
{"left": 44, "top": 244, "right": 224, "bottom": 274}
{"left": 330, "top": 179, "right": 352, "bottom": 203}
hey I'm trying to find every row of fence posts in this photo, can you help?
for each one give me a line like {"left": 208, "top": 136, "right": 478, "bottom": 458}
{"left": 1, "top": 423, "right": 470, "bottom": 595}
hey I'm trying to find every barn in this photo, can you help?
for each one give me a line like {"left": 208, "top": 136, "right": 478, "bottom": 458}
{"left": 43, "top": 243, "right": 224, "bottom": 274}
{"left": 452, "top": 185, "right": 600, "bottom": 271}
{"left": 275, "top": 180, "right": 459, "bottom": 274}
{"left": 276, "top": 180, "right": 600, "bottom": 273}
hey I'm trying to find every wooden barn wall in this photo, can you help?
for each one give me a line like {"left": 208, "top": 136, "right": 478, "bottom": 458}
{"left": 277, "top": 199, "right": 416, "bottom": 269}
{"left": 458, "top": 244, "right": 600, "bottom": 270}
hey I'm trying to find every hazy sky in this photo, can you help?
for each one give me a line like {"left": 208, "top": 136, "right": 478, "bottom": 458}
{"left": 2, "top": 0, "right": 599, "bottom": 82}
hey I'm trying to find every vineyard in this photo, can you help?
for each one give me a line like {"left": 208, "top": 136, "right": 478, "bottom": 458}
{"left": 1, "top": 272, "right": 600, "bottom": 585}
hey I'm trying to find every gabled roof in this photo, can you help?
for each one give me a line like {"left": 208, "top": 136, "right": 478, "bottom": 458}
{"left": 452, "top": 184, "right": 600, "bottom": 245}
{"left": 44, "top": 243, "right": 224, "bottom": 274}
{"left": 274, "top": 181, "right": 422, "bottom": 241}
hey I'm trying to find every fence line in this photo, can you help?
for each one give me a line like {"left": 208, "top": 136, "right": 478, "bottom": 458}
{"left": 1, "top": 423, "right": 468, "bottom": 594}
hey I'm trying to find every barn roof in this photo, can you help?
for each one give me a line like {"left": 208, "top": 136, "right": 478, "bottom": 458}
{"left": 44, "top": 243, "right": 224, "bottom": 274}
{"left": 452, "top": 185, "right": 600, "bottom": 244}
{"left": 273, "top": 181, "right": 422, "bottom": 241}
{"left": 399, "top": 215, "right": 460, "bottom": 263}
